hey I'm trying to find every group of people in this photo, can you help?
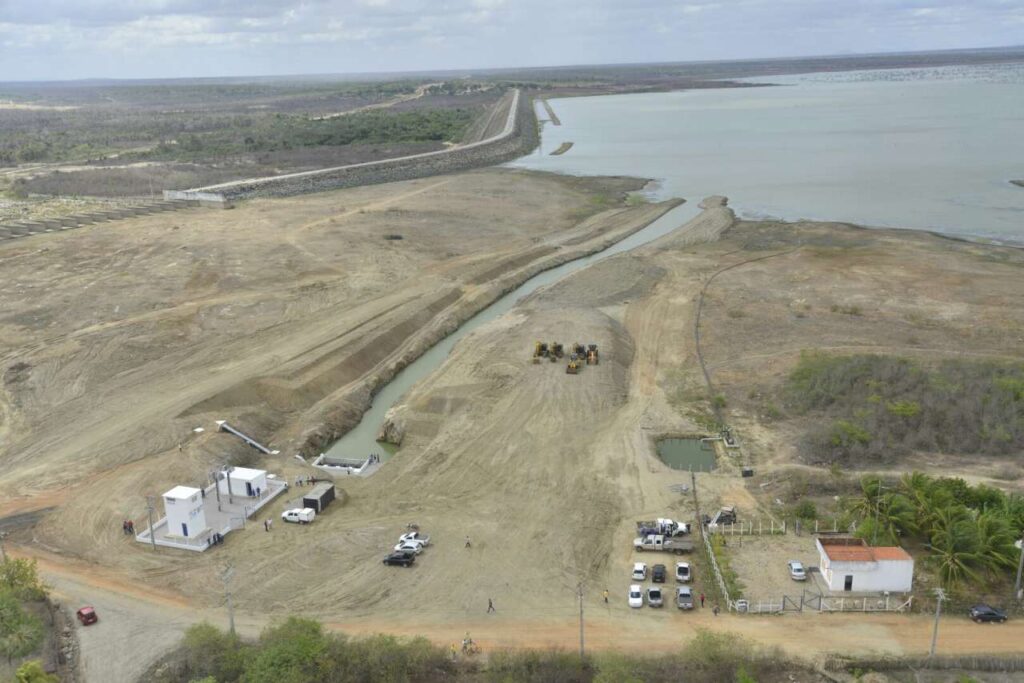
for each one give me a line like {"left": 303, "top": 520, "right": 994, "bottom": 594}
{"left": 294, "top": 475, "right": 317, "bottom": 487}
{"left": 120, "top": 519, "right": 136, "bottom": 535}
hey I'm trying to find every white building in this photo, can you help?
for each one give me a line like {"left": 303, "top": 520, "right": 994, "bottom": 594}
{"left": 162, "top": 486, "right": 208, "bottom": 540}
{"left": 217, "top": 467, "right": 268, "bottom": 498}
{"left": 816, "top": 536, "right": 914, "bottom": 593}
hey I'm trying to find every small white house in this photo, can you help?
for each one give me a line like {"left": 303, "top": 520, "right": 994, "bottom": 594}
{"left": 816, "top": 536, "right": 914, "bottom": 593}
{"left": 217, "top": 467, "right": 268, "bottom": 498}
{"left": 163, "top": 485, "right": 208, "bottom": 539}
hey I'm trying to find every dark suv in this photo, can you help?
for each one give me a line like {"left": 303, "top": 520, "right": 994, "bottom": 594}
{"left": 383, "top": 551, "right": 416, "bottom": 567}
{"left": 969, "top": 604, "right": 1007, "bottom": 623}
{"left": 652, "top": 564, "right": 667, "bottom": 583}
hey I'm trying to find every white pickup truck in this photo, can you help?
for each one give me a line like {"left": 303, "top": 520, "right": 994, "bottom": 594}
{"left": 633, "top": 534, "right": 694, "bottom": 555}
{"left": 281, "top": 508, "right": 316, "bottom": 524}
{"left": 399, "top": 531, "right": 430, "bottom": 546}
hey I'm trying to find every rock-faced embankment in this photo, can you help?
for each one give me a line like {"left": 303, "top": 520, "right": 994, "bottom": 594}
{"left": 165, "top": 90, "right": 538, "bottom": 201}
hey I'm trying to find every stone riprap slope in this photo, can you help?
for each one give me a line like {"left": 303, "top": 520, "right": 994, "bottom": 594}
{"left": 166, "top": 89, "right": 537, "bottom": 202}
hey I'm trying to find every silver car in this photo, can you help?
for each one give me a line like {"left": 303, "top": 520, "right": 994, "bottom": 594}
{"left": 676, "top": 586, "right": 694, "bottom": 610}
{"left": 647, "top": 586, "right": 664, "bottom": 608}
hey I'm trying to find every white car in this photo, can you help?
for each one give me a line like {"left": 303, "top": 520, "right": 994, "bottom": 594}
{"left": 675, "top": 561, "right": 691, "bottom": 583}
{"left": 628, "top": 584, "right": 644, "bottom": 608}
{"left": 394, "top": 542, "right": 424, "bottom": 555}
{"left": 788, "top": 561, "right": 807, "bottom": 581}
{"left": 646, "top": 587, "right": 664, "bottom": 608}
{"left": 631, "top": 562, "right": 648, "bottom": 581}
{"left": 281, "top": 508, "right": 315, "bottom": 524}
{"left": 399, "top": 531, "right": 430, "bottom": 546}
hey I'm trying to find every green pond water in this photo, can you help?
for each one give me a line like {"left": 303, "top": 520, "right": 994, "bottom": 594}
{"left": 656, "top": 438, "right": 717, "bottom": 472}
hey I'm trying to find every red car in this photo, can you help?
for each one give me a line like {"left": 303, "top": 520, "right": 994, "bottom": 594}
{"left": 76, "top": 606, "right": 98, "bottom": 625}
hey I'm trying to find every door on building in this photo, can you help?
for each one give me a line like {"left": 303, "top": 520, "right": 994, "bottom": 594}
{"left": 246, "top": 482, "right": 254, "bottom": 497}
{"left": 844, "top": 575, "right": 853, "bottom": 591}
{"left": 182, "top": 523, "right": 188, "bottom": 537}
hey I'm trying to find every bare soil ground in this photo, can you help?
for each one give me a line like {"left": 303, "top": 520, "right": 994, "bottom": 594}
{"left": 4, "top": 182, "right": 1024, "bottom": 680}
{"left": 724, "top": 534, "right": 821, "bottom": 600}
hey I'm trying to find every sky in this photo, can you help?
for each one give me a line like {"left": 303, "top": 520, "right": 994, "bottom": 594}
{"left": 1, "top": 0, "right": 1022, "bottom": 82}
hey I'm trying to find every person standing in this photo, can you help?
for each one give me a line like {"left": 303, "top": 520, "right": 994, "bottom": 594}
{"left": 699, "top": 592, "right": 706, "bottom": 608}
{"left": 603, "top": 589, "right": 609, "bottom": 604}
{"left": 465, "top": 536, "right": 471, "bottom": 548}
{"left": 487, "top": 598, "right": 495, "bottom": 613}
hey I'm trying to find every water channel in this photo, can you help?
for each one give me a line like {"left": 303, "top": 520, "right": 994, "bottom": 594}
{"left": 322, "top": 200, "right": 700, "bottom": 464}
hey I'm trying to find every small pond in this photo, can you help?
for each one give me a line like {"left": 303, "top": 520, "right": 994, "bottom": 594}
{"left": 655, "top": 437, "right": 717, "bottom": 472}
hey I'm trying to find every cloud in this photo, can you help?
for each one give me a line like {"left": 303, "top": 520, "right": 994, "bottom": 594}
{"left": 0, "top": 0, "right": 1021, "bottom": 80}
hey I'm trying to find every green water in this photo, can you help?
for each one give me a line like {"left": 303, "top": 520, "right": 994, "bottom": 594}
{"left": 656, "top": 438, "right": 717, "bottom": 472}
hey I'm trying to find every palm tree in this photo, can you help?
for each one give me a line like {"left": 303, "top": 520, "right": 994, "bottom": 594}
{"left": 975, "top": 511, "right": 1017, "bottom": 575}
{"left": 928, "top": 507, "right": 983, "bottom": 587}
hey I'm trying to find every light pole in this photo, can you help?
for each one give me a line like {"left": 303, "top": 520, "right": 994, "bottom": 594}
{"left": 577, "top": 582, "right": 585, "bottom": 662}
{"left": 222, "top": 565, "right": 236, "bottom": 636}
{"left": 211, "top": 469, "right": 223, "bottom": 512}
{"left": 929, "top": 587, "right": 946, "bottom": 658}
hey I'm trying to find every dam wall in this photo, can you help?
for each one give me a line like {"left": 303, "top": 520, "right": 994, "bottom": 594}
{"left": 165, "top": 89, "right": 538, "bottom": 202}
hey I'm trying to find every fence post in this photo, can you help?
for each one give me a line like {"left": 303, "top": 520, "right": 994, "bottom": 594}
{"left": 833, "top": 519, "right": 838, "bottom": 532}
{"left": 783, "top": 520, "right": 787, "bottom": 534}
{"left": 771, "top": 519, "right": 774, "bottom": 534}
{"left": 815, "top": 519, "right": 819, "bottom": 533}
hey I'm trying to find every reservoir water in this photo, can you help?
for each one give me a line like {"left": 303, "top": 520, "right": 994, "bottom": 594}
{"left": 325, "top": 63, "right": 1024, "bottom": 465}
{"left": 511, "top": 63, "right": 1024, "bottom": 245}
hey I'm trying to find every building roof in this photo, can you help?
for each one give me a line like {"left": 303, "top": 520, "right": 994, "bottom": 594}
{"left": 227, "top": 467, "right": 266, "bottom": 481}
{"left": 818, "top": 536, "right": 912, "bottom": 563}
{"left": 163, "top": 485, "right": 201, "bottom": 499}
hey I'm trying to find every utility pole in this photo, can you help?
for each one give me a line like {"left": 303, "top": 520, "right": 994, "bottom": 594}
{"left": 146, "top": 496, "right": 158, "bottom": 551}
{"left": 222, "top": 565, "right": 236, "bottom": 636}
{"left": 1014, "top": 538, "right": 1023, "bottom": 601}
{"left": 212, "top": 469, "right": 223, "bottom": 512}
{"left": 577, "top": 582, "right": 585, "bottom": 661}
{"left": 872, "top": 482, "right": 890, "bottom": 546}
{"left": 224, "top": 466, "right": 235, "bottom": 505}
{"left": 929, "top": 587, "right": 946, "bottom": 658}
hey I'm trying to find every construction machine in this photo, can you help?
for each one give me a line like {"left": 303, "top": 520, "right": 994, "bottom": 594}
{"left": 586, "top": 344, "right": 599, "bottom": 365}
{"left": 533, "top": 341, "right": 548, "bottom": 364}
{"left": 566, "top": 359, "right": 579, "bottom": 374}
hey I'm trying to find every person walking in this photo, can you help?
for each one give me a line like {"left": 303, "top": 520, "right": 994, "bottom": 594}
{"left": 487, "top": 598, "right": 495, "bottom": 613}
{"left": 465, "top": 536, "right": 471, "bottom": 549}
{"left": 699, "top": 592, "right": 706, "bottom": 608}
{"left": 603, "top": 589, "right": 609, "bottom": 604}
{"left": 264, "top": 519, "right": 269, "bottom": 532}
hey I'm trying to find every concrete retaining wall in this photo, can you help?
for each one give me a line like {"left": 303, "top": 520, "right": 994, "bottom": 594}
{"left": 164, "top": 89, "right": 538, "bottom": 202}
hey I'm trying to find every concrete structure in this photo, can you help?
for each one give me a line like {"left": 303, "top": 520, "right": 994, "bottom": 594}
{"left": 137, "top": 475, "right": 288, "bottom": 552}
{"left": 816, "top": 536, "right": 914, "bottom": 593}
{"left": 217, "top": 467, "right": 268, "bottom": 499}
{"left": 162, "top": 486, "right": 208, "bottom": 540}
{"left": 164, "top": 88, "right": 538, "bottom": 202}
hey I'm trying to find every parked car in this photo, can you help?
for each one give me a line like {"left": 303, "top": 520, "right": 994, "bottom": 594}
{"left": 281, "top": 508, "right": 316, "bottom": 524}
{"left": 788, "top": 561, "right": 807, "bottom": 581}
{"left": 399, "top": 531, "right": 430, "bottom": 546}
{"left": 76, "top": 606, "right": 98, "bottom": 625}
{"left": 652, "top": 564, "right": 667, "bottom": 583}
{"left": 675, "top": 561, "right": 691, "bottom": 583}
{"left": 394, "top": 541, "right": 424, "bottom": 555}
{"left": 969, "top": 604, "right": 1008, "bottom": 623}
{"left": 628, "top": 584, "right": 644, "bottom": 608}
{"left": 676, "top": 587, "right": 694, "bottom": 610}
{"left": 382, "top": 551, "right": 416, "bottom": 567}
{"left": 633, "top": 534, "right": 694, "bottom": 554}
{"left": 631, "top": 562, "right": 648, "bottom": 581}
{"left": 647, "top": 587, "right": 664, "bottom": 608}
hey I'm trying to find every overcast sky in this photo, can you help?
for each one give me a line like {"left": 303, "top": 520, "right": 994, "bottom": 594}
{"left": 1, "top": 0, "right": 1022, "bottom": 82}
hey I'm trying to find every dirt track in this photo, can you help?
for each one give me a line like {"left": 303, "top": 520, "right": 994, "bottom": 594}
{"left": 5, "top": 176, "right": 1024, "bottom": 680}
